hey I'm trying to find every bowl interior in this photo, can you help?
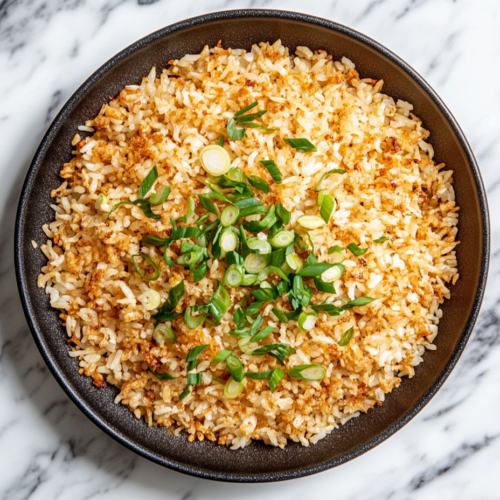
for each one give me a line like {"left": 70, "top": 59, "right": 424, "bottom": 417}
{"left": 15, "top": 11, "right": 489, "bottom": 482}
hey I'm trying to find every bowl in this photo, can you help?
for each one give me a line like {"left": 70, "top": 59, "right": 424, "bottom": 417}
{"left": 14, "top": 9, "right": 490, "bottom": 482}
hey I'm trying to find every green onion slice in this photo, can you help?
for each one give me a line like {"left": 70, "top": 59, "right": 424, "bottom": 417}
{"left": 177, "top": 252, "right": 203, "bottom": 267}
{"left": 184, "top": 307, "right": 206, "bottom": 329}
{"left": 244, "top": 205, "right": 278, "bottom": 233}
{"left": 131, "top": 254, "right": 160, "bottom": 281}
{"left": 276, "top": 203, "right": 291, "bottom": 225}
{"left": 315, "top": 168, "right": 347, "bottom": 191}
{"left": 244, "top": 370, "right": 274, "bottom": 380}
{"left": 226, "top": 354, "right": 245, "bottom": 382}
{"left": 150, "top": 185, "right": 170, "bottom": 206}
{"left": 220, "top": 205, "right": 240, "bottom": 227}
{"left": 199, "top": 145, "right": 231, "bottom": 176}
{"left": 327, "top": 245, "right": 344, "bottom": 263}
{"left": 211, "top": 349, "right": 233, "bottom": 365}
{"left": 269, "top": 367, "right": 285, "bottom": 392}
{"left": 247, "top": 237, "right": 272, "bottom": 254}
{"left": 153, "top": 324, "right": 177, "bottom": 345}
{"left": 139, "top": 166, "right": 158, "bottom": 199}
{"left": 319, "top": 194, "right": 336, "bottom": 223}
{"left": 224, "top": 377, "right": 247, "bottom": 398}
{"left": 320, "top": 263, "right": 345, "bottom": 282}
{"left": 220, "top": 229, "right": 239, "bottom": 253}
{"left": 347, "top": 242, "right": 368, "bottom": 256}
{"left": 244, "top": 253, "right": 270, "bottom": 274}
{"left": 218, "top": 135, "right": 224, "bottom": 147}
{"left": 296, "top": 262, "right": 334, "bottom": 277}
{"left": 242, "top": 274, "right": 259, "bottom": 286}
{"left": 338, "top": 327, "right": 354, "bottom": 346}
{"left": 298, "top": 312, "right": 317, "bottom": 332}
{"left": 138, "top": 288, "right": 161, "bottom": 310}
{"left": 250, "top": 325, "right": 276, "bottom": 343}
{"left": 179, "top": 385, "right": 192, "bottom": 400}
{"left": 251, "top": 343, "right": 295, "bottom": 365}
{"left": 374, "top": 236, "right": 390, "bottom": 243}
{"left": 224, "top": 264, "right": 243, "bottom": 288}
{"left": 248, "top": 175, "right": 269, "bottom": 193}
{"left": 186, "top": 344, "right": 210, "bottom": 371}
{"left": 285, "top": 253, "right": 303, "bottom": 273}
{"left": 181, "top": 196, "right": 195, "bottom": 222}
{"left": 288, "top": 364, "right": 326, "bottom": 381}
{"left": 148, "top": 368, "right": 175, "bottom": 380}
{"left": 238, "top": 336, "right": 259, "bottom": 355}
{"left": 227, "top": 167, "right": 245, "bottom": 183}
{"left": 226, "top": 118, "right": 246, "bottom": 140}
{"left": 297, "top": 215, "right": 325, "bottom": 229}
{"left": 268, "top": 230, "right": 294, "bottom": 248}
{"left": 258, "top": 266, "right": 290, "bottom": 283}
{"left": 284, "top": 138, "right": 317, "bottom": 153}
{"left": 260, "top": 160, "right": 282, "bottom": 184}
{"left": 235, "top": 101, "right": 258, "bottom": 117}
{"left": 208, "top": 281, "right": 231, "bottom": 323}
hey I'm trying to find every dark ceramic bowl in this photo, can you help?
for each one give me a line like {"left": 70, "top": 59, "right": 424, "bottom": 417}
{"left": 15, "top": 9, "right": 489, "bottom": 482}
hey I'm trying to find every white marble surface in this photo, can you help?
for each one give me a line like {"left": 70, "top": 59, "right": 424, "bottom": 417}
{"left": 1, "top": 0, "right": 499, "bottom": 498}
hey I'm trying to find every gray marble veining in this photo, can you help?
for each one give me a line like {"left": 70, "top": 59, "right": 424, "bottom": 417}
{"left": 1, "top": 1, "right": 499, "bottom": 498}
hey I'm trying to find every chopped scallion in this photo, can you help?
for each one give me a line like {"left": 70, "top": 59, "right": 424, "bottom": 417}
{"left": 131, "top": 254, "right": 160, "bottom": 281}
{"left": 284, "top": 138, "right": 317, "bottom": 153}
{"left": 244, "top": 253, "right": 270, "bottom": 274}
{"left": 260, "top": 160, "right": 282, "bottom": 184}
{"left": 150, "top": 185, "right": 171, "bottom": 205}
{"left": 297, "top": 312, "right": 317, "bottom": 332}
{"left": 297, "top": 215, "right": 325, "bottom": 229}
{"left": 224, "top": 264, "right": 244, "bottom": 288}
{"left": 153, "top": 324, "right": 177, "bottom": 345}
{"left": 288, "top": 364, "right": 326, "bottom": 381}
{"left": 138, "top": 288, "right": 161, "bottom": 310}
{"left": 347, "top": 242, "right": 368, "bottom": 256}
{"left": 338, "top": 327, "right": 354, "bottom": 346}
{"left": 199, "top": 145, "right": 231, "bottom": 176}
{"left": 220, "top": 205, "right": 240, "bottom": 227}
{"left": 224, "top": 377, "right": 247, "bottom": 398}
{"left": 315, "top": 168, "right": 347, "bottom": 191}
{"left": 268, "top": 230, "right": 294, "bottom": 248}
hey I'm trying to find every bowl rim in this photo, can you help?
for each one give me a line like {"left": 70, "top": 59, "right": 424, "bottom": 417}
{"left": 14, "top": 8, "right": 490, "bottom": 483}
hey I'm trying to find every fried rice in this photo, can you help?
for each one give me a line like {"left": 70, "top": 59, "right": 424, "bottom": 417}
{"left": 38, "top": 40, "right": 459, "bottom": 449}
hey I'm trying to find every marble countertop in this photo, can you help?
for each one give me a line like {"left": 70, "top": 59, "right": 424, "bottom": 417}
{"left": 1, "top": 1, "right": 499, "bottom": 498}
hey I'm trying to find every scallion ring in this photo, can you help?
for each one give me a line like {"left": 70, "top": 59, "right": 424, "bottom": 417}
{"left": 285, "top": 253, "right": 303, "bottom": 272}
{"left": 177, "top": 252, "right": 203, "bottom": 266}
{"left": 150, "top": 185, "right": 171, "bottom": 206}
{"left": 199, "top": 145, "right": 231, "bottom": 176}
{"left": 242, "top": 274, "right": 259, "bottom": 286}
{"left": 131, "top": 254, "right": 160, "bottom": 281}
{"left": 259, "top": 280, "right": 273, "bottom": 289}
{"left": 321, "top": 263, "right": 345, "bottom": 282}
{"left": 220, "top": 230, "right": 239, "bottom": 253}
{"left": 153, "top": 324, "right": 177, "bottom": 345}
{"left": 288, "top": 364, "right": 326, "bottom": 381}
{"left": 268, "top": 230, "right": 294, "bottom": 248}
{"left": 297, "top": 215, "right": 326, "bottom": 229}
{"left": 297, "top": 312, "right": 317, "bottom": 332}
{"left": 319, "top": 194, "right": 336, "bottom": 223}
{"left": 238, "top": 336, "right": 259, "bottom": 355}
{"left": 247, "top": 237, "right": 272, "bottom": 254}
{"left": 137, "top": 288, "right": 161, "bottom": 311}
{"left": 226, "top": 354, "right": 245, "bottom": 382}
{"left": 224, "top": 264, "right": 243, "bottom": 288}
{"left": 223, "top": 377, "right": 247, "bottom": 399}
{"left": 184, "top": 307, "right": 206, "bottom": 329}
{"left": 327, "top": 245, "right": 344, "bottom": 263}
{"left": 244, "top": 253, "right": 270, "bottom": 274}
{"left": 220, "top": 205, "right": 240, "bottom": 227}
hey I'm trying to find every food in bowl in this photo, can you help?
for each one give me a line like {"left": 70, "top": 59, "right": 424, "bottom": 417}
{"left": 38, "top": 40, "right": 459, "bottom": 449}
